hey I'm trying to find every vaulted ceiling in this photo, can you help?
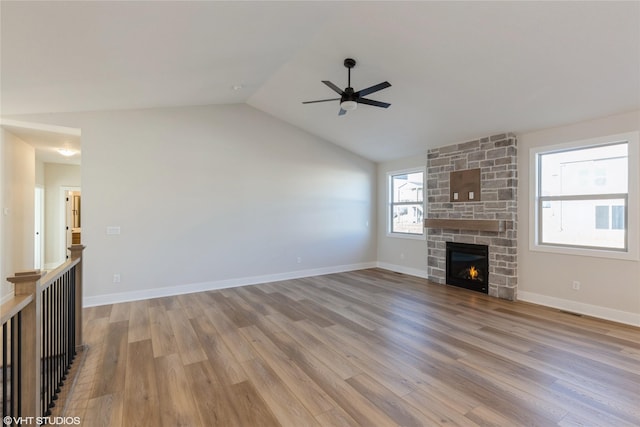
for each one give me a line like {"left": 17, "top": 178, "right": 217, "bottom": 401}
{"left": 2, "top": 1, "right": 639, "bottom": 162}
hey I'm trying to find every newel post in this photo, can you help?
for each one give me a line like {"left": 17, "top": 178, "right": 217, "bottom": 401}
{"left": 6, "top": 270, "right": 44, "bottom": 418}
{"left": 69, "top": 244, "right": 86, "bottom": 350}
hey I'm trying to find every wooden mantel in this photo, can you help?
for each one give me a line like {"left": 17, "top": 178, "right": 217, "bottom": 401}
{"left": 424, "top": 218, "right": 507, "bottom": 232}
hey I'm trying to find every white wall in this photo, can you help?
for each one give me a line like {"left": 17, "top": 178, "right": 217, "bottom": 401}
{"left": 518, "top": 110, "right": 640, "bottom": 325}
{"left": 35, "top": 159, "right": 44, "bottom": 187}
{"left": 43, "top": 163, "right": 81, "bottom": 268}
{"left": 377, "top": 155, "right": 428, "bottom": 278}
{"left": 0, "top": 128, "right": 35, "bottom": 303}
{"left": 8, "top": 104, "right": 377, "bottom": 305}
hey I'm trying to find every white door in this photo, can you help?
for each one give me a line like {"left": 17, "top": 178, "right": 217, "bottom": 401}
{"left": 34, "top": 186, "right": 44, "bottom": 270}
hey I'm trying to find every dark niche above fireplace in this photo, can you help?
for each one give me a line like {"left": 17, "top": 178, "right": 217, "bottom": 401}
{"left": 446, "top": 242, "right": 489, "bottom": 294}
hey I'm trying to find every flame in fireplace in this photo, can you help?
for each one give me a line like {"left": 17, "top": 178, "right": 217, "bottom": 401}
{"left": 469, "top": 266, "right": 479, "bottom": 280}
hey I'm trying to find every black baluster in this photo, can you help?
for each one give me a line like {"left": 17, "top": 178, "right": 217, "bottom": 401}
{"left": 47, "top": 285, "right": 53, "bottom": 413}
{"left": 42, "top": 287, "right": 47, "bottom": 414}
{"left": 41, "top": 287, "right": 46, "bottom": 416}
{"left": 10, "top": 314, "right": 16, "bottom": 417}
{"left": 2, "top": 321, "right": 8, "bottom": 418}
{"left": 16, "top": 312, "right": 22, "bottom": 418}
{"left": 71, "top": 268, "right": 76, "bottom": 358}
{"left": 62, "top": 275, "right": 66, "bottom": 379}
{"left": 63, "top": 273, "right": 68, "bottom": 377}
{"left": 54, "top": 279, "right": 61, "bottom": 396}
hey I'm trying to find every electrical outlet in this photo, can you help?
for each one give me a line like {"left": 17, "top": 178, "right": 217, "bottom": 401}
{"left": 296, "top": 257, "right": 302, "bottom": 264}
{"left": 572, "top": 280, "right": 580, "bottom": 291}
{"left": 113, "top": 273, "right": 121, "bottom": 284}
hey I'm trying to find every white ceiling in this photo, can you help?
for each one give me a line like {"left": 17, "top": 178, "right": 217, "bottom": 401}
{"left": 1, "top": 1, "right": 639, "bottom": 163}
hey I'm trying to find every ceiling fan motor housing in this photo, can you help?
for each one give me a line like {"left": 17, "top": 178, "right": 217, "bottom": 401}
{"left": 342, "top": 86, "right": 356, "bottom": 103}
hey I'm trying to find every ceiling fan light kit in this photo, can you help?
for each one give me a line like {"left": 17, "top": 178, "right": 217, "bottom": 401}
{"left": 303, "top": 58, "right": 391, "bottom": 116}
{"left": 340, "top": 100, "right": 357, "bottom": 111}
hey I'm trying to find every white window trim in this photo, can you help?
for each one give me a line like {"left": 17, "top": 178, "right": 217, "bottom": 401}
{"left": 386, "top": 167, "right": 426, "bottom": 240}
{"left": 529, "top": 131, "right": 639, "bottom": 260}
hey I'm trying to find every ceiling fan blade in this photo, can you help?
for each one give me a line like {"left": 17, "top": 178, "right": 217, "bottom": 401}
{"left": 357, "top": 98, "right": 391, "bottom": 108}
{"left": 302, "top": 98, "right": 340, "bottom": 104}
{"left": 355, "top": 81, "right": 391, "bottom": 98}
{"left": 322, "top": 80, "right": 344, "bottom": 95}
{"left": 338, "top": 108, "right": 347, "bottom": 116}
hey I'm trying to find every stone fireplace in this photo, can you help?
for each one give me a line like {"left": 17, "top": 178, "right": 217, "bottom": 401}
{"left": 426, "top": 133, "right": 517, "bottom": 300}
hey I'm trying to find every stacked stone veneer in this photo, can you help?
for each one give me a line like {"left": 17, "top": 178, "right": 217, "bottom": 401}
{"left": 426, "top": 133, "right": 518, "bottom": 300}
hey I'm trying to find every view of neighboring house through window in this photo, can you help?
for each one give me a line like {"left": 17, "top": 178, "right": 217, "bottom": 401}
{"left": 389, "top": 169, "right": 424, "bottom": 236}
{"left": 536, "top": 141, "right": 628, "bottom": 251}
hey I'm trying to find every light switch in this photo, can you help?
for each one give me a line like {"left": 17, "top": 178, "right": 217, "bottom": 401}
{"left": 469, "top": 191, "right": 475, "bottom": 200}
{"left": 453, "top": 192, "right": 459, "bottom": 200}
{"left": 106, "top": 226, "right": 121, "bottom": 235}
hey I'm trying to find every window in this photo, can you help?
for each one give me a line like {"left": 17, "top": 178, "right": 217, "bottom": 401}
{"left": 595, "top": 205, "right": 610, "bottom": 230}
{"left": 534, "top": 138, "right": 631, "bottom": 253}
{"left": 388, "top": 169, "right": 425, "bottom": 237}
{"left": 595, "top": 205, "right": 625, "bottom": 230}
{"left": 612, "top": 205, "right": 625, "bottom": 230}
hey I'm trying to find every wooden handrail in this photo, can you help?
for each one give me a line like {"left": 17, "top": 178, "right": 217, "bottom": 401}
{"left": 0, "top": 293, "right": 33, "bottom": 325}
{"left": 2, "top": 244, "right": 85, "bottom": 419}
{"left": 4, "top": 270, "right": 43, "bottom": 418}
{"left": 1, "top": 251, "right": 83, "bottom": 328}
{"left": 40, "top": 256, "right": 81, "bottom": 291}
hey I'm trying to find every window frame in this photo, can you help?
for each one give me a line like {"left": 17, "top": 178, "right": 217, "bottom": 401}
{"left": 530, "top": 132, "right": 639, "bottom": 260}
{"left": 387, "top": 167, "right": 426, "bottom": 240}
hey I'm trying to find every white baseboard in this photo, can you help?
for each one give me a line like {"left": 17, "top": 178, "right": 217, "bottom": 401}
{"left": 518, "top": 291, "right": 640, "bottom": 327}
{"left": 83, "top": 262, "right": 377, "bottom": 307}
{"left": 81, "top": 261, "right": 638, "bottom": 328}
{"left": 376, "top": 262, "right": 429, "bottom": 279}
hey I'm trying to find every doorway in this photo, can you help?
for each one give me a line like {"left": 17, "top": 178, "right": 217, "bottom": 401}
{"left": 62, "top": 187, "right": 81, "bottom": 260}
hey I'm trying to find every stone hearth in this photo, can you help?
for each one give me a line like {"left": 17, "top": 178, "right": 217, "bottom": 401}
{"left": 426, "top": 133, "right": 517, "bottom": 300}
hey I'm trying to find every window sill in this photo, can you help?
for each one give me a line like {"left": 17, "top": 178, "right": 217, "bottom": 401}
{"left": 530, "top": 243, "right": 639, "bottom": 261}
{"left": 386, "top": 232, "right": 426, "bottom": 241}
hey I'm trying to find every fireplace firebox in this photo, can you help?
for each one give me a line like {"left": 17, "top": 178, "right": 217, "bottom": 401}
{"left": 446, "top": 242, "right": 488, "bottom": 294}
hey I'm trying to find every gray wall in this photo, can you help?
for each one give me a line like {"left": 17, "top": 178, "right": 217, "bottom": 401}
{"left": 518, "top": 110, "right": 640, "bottom": 325}
{"left": 10, "top": 104, "right": 377, "bottom": 305}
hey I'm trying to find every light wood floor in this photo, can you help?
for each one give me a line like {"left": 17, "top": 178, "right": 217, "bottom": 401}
{"left": 59, "top": 269, "right": 639, "bottom": 426}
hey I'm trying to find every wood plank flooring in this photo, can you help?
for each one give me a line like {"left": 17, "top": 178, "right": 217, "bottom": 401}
{"left": 59, "top": 269, "right": 640, "bottom": 426}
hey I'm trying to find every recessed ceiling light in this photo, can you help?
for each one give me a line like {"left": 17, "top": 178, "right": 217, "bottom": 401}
{"left": 231, "top": 84, "right": 244, "bottom": 91}
{"left": 57, "top": 148, "right": 77, "bottom": 157}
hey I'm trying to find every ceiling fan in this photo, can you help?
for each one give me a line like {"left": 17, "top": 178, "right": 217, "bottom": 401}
{"left": 303, "top": 58, "right": 391, "bottom": 116}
